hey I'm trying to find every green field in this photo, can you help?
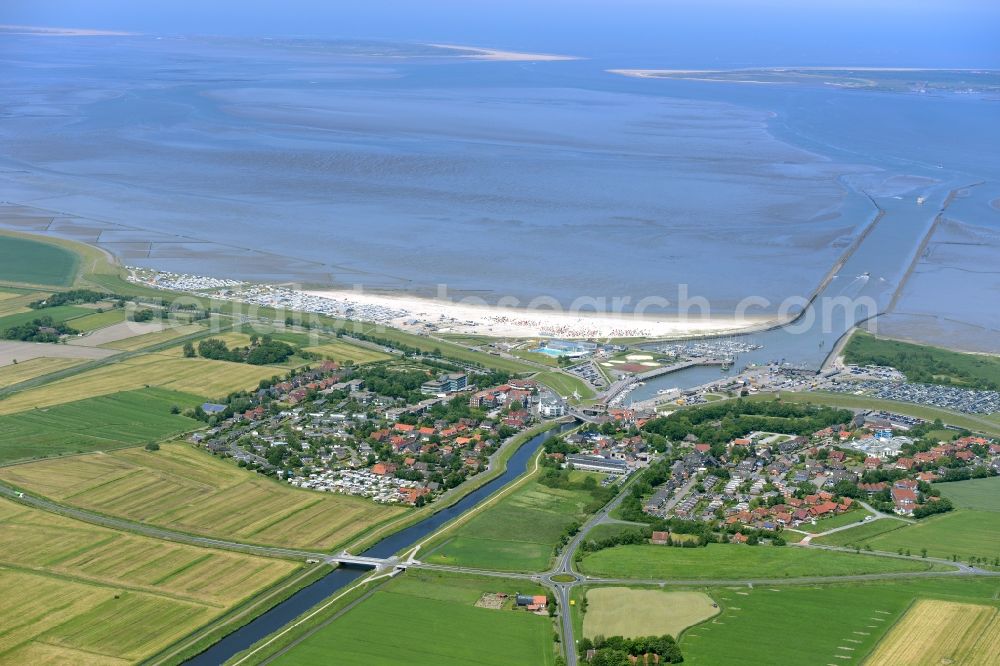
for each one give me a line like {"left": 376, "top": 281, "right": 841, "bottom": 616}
{"left": 0, "top": 496, "right": 299, "bottom": 664}
{"left": 425, "top": 472, "right": 606, "bottom": 572}
{"left": 0, "top": 304, "right": 93, "bottom": 332}
{"left": 797, "top": 507, "right": 873, "bottom": 533}
{"left": 0, "top": 234, "right": 78, "bottom": 286}
{"left": 66, "top": 308, "right": 128, "bottom": 332}
{"left": 844, "top": 330, "right": 1000, "bottom": 390}
{"left": 939, "top": 476, "right": 1000, "bottom": 512}
{"left": 534, "top": 370, "right": 595, "bottom": 400}
{"left": 0, "top": 443, "right": 407, "bottom": 550}
{"left": 0, "top": 354, "right": 283, "bottom": 415}
{"left": 303, "top": 338, "right": 392, "bottom": 365}
{"left": 578, "top": 543, "right": 939, "bottom": 580}
{"left": 843, "top": 510, "right": 1000, "bottom": 564}
{"left": 814, "top": 518, "right": 909, "bottom": 547}
{"left": 0, "top": 387, "right": 203, "bottom": 463}
{"left": 271, "top": 570, "right": 555, "bottom": 666}
{"left": 681, "top": 577, "right": 1000, "bottom": 666}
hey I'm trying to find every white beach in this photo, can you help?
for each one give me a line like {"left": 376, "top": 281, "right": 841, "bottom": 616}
{"left": 301, "top": 288, "right": 766, "bottom": 339}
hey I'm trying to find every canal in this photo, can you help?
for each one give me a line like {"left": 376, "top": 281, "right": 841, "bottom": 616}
{"left": 186, "top": 421, "right": 576, "bottom": 664}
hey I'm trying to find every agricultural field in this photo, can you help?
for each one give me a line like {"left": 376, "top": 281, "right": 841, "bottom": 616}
{"left": 0, "top": 388, "right": 203, "bottom": 463}
{"left": 0, "top": 443, "right": 407, "bottom": 550}
{"left": 65, "top": 308, "right": 128, "bottom": 332}
{"left": 303, "top": 338, "right": 392, "bottom": 365}
{"left": 425, "top": 472, "right": 606, "bottom": 571}
{"left": 0, "top": 354, "right": 282, "bottom": 415}
{"left": 0, "top": 290, "right": 49, "bottom": 317}
{"left": 271, "top": 570, "right": 555, "bottom": 666}
{"left": 0, "top": 357, "right": 85, "bottom": 388}
{"left": 0, "top": 234, "right": 78, "bottom": 286}
{"left": 681, "top": 577, "right": 1000, "bottom": 666}
{"left": 101, "top": 322, "right": 205, "bottom": 351}
{"left": 533, "top": 370, "right": 595, "bottom": 400}
{"left": 866, "top": 599, "right": 1000, "bottom": 666}
{"left": 577, "top": 543, "right": 939, "bottom": 580}
{"left": 0, "top": 496, "right": 299, "bottom": 664}
{"left": 583, "top": 588, "right": 717, "bottom": 639}
{"left": 0, "top": 304, "right": 93, "bottom": 332}
{"left": 939, "top": 475, "right": 1000, "bottom": 512}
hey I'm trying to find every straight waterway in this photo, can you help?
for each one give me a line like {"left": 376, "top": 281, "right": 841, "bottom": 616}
{"left": 184, "top": 422, "right": 576, "bottom": 665}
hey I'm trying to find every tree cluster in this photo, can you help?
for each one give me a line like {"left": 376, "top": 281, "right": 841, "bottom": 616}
{"left": 580, "top": 634, "right": 683, "bottom": 664}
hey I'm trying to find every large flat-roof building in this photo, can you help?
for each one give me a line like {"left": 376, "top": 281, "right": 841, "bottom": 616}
{"left": 565, "top": 454, "right": 629, "bottom": 475}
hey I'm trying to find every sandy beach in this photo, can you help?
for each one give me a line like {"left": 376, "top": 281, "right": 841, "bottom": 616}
{"left": 301, "top": 288, "right": 766, "bottom": 339}
{"left": 430, "top": 43, "right": 579, "bottom": 62}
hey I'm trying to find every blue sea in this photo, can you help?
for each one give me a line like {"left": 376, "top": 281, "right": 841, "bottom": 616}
{"left": 0, "top": 3, "right": 998, "bottom": 350}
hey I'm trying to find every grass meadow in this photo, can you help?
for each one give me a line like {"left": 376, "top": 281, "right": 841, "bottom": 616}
{"left": 0, "top": 234, "right": 78, "bottom": 286}
{"left": 66, "top": 308, "right": 129, "bottom": 332}
{"left": 681, "top": 577, "right": 1000, "bottom": 666}
{"left": 577, "top": 543, "right": 938, "bottom": 580}
{"left": 0, "top": 304, "right": 92, "bottom": 332}
{"left": 303, "top": 338, "right": 392, "bottom": 365}
{"left": 0, "top": 387, "right": 203, "bottom": 463}
{"left": 272, "top": 570, "right": 555, "bottom": 666}
{"left": 0, "top": 497, "right": 298, "bottom": 664}
{"left": 0, "top": 443, "right": 407, "bottom": 550}
{"left": 817, "top": 481, "right": 1000, "bottom": 564}
{"left": 533, "top": 370, "right": 595, "bottom": 400}
{"left": 425, "top": 472, "right": 606, "bottom": 572}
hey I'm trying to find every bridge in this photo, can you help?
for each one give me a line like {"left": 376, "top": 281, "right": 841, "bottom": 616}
{"left": 328, "top": 552, "right": 417, "bottom": 570}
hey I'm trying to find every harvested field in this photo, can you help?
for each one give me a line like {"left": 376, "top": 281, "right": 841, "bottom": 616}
{"left": 0, "top": 443, "right": 407, "bottom": 550}
{"left": 866, "top": 599, "right": 1000, "bottom": 666}
{"left": 0, "top": 354, "right": 281, "bottom": 414}
{"left": 0, "top": 357, "right": 85, "bottom": 388}
{"left": 0, "top": 339, "right": 118, "bottom": 366}
{"left": 583, "top": 588, "right": 718, "bottom": 639}
{"left": 68, "top": 319, "right": 164, "bottom": 346}
{"left": 0, "top": 497, "right": 299, "bottom": 664}
{"left": 303, "top": 338, "right": 392, "bottom": 365}
{"left": 101, "top": 323, "right": 204, "bottom": 351}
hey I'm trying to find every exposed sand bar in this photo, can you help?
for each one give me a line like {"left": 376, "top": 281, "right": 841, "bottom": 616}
{"left": 429, "top": 43, "right": 579, "bottom": 61}
{"left": 0, "top": 24, "right": 134, "bottom": 36}
{"left": 302, "top": 288, "right": 767, "bottom": 339}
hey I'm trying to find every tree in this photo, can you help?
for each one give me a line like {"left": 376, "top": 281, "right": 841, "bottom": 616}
{"left": 182, "top": 342, "right": 196, "bottom": 358}
{"left": 144, "top": 442, "right": 160, "bottom": 451}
